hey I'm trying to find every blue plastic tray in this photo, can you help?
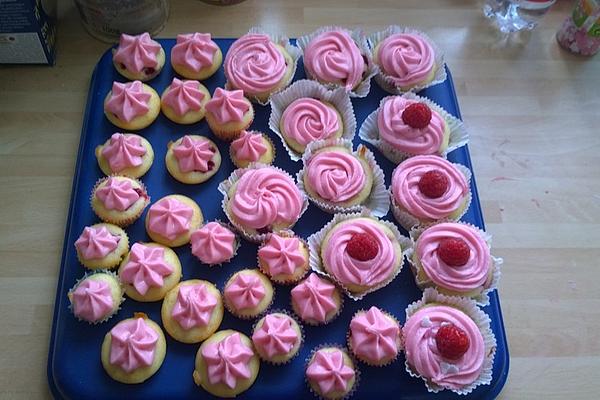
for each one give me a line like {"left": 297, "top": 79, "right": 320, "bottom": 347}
{"left": 47, "top": 38, "right": 509, "bottom": 400}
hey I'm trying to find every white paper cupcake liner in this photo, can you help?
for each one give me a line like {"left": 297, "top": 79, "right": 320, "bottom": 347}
{"left": 304, "top": 344, "right": 361, "bottom": 400}
{"left": 67, "top": 270, "right": 125, "bottom": 325}
{"left": 297, "top": 26, "right": 378, "bottom": 98}
{"left": 359, "top": 92, "right": 469, "bottom": 164}
{"left": 256, "top": 230, "right": 310, "bottom": 285}
{"left": 404, "top": 288, "right": 497, "bottom": 395}
{"left": 251, "top": 308, "right": 305, "bottom": 365}
{"left": 307, "top": 209, "right": 412, "bottom": 301}
{"left": 190, "top": 219, "right": 241, "bottom": 267}
{"left": 228, "top": 130, "right": 276, "bottom": 169}
{"left": 297, "top": 138, "right": 389, "bottom": 217}
{"left": 268, "top": 79, "right": 357, "bottom": 162}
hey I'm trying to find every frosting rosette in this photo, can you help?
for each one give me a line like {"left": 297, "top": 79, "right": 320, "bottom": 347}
{"left": 281, "top": 98, "right": 340, "bottom": 146}
{"left": 305, "top": 149, "right": 366, "bottom": 203}
{"left": 171, "top": 33, "right": 219, "bottom": 72}
{"left": 377, "top": 33, "right": 435, "bottom": 88}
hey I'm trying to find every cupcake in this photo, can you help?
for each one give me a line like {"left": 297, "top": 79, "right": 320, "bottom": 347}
{"left": 75, "top": 223, "right": 129, "bottom": 270}
{"left": 205, "top": 88, "right": 254, "bottom": 141}
{"left": 101, "top": 313, "right": 167, "bottom": 384}
{"left": 67, "top": 271, "right": 124, "bottom": 324}
{"left": 104, "top": 81, "right": 160, "bottom": 131}
{"left": 224, "top": 33, "right": 295, "bottom": 103}
{"left": 390, "top": 155, "right": 471, "bottom": 230}
{"left": 258, "top": 233, "right": 309, "bottom": 284}
{"left": 95, "top": 133, "right": 154, "bottom": 178}
{"left": 165, "top": 135, "right": 221, "bottom": 184}
{"left": 252, "top": 312, "right": 303, "bottom": 364}
{"left": 112, "top": 33, "right": 165, "bottom": 81}
{"left": 161, "top": 280, "right": 224, "bottom": 344}
{"left": 348, "top": 306, "right": 402, "bottom": 366}
{"left": 306, "top": 347, "right": 357, "bottom": 400}
{"left": 290, "top": 273, "right": 342, "bottom": 326}
{"left": 91, "top": 176, "right": 150, "bottom": 227}
{"left": 190, "top": 222, "right": 238, "bottom": 266}
{"left": 160, "top": 78, "right": 211, "bottom": 124}
{"left": 223, "top": 269, "right": 273, "bottom": 319}
{"left": 118, "top": 242, "right": 182, "bottom": 302}
{"left": 229, "top": 130, "right": 275, "bottom": 168}
{"left": 145, "top": 194, "right": 203, "bottom": 247}
{"left": 171, "top": 33, "right": 222, "bottom": 80}
{"left": 193, "top": 330, "right": 260, "bottom": 397}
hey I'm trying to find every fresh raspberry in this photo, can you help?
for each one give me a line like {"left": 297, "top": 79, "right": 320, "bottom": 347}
{"left": 418, "top": 170, "right": 449, "bottom": 198}
{"left": 346, "top": 233, "right": 379, "bottom": 261}
{"left": 437, "top": 237, "right": 470, "bottom": 267}
{"left": 435, "top": 324, "right": 470, "bottom": 360}
{"left": 402, "top": 103, "right": 432, "bottom": 129}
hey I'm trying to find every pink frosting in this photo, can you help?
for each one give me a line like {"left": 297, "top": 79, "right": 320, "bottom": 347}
{"left": 306, "top": 349, "right": 355, "bottom": 395}
{"left": 252, "top": 314, "right": 299, "bottom": 358}
{"left": 101, "top": 133, "right": 147, "bottom": 172}
{"left": 323, "top": 219, "right": 397, "bottom": 288}
{"left": 281, "top": 98, "right": 340, "bottom": 146}
{"left": 304, "top": 30, "right": 365, "bottom": 90}
{"left": 113, "top": 33, "right": 161, "bottom": 74}
{"left": 377, "top": 96, "right": 445, "bottom": 155}
{"left": 201, "top": 332, "right": 254, "bottom": 389}
{"left": 120, "top": 243, "right": 173, "bottom": 295}
{"left": 230, "top": 167, "right": 303, "bottom": 231}
{"left": 171, "top": 33, "right": 219, "bottom": 72}
{"left": 105, "top": 81, "right": 151, "bottom": 123}
{"left": 416, "top": 223, "right": 491, "bottom": 292}
{"left": 171, "top": 283, "right": 217, "bottom": 330}
{"left": 230, "top": 131, "right": 268, "bottom": 163}
{"left": 95, "top": 177, "right": 141, "bottom": 211}
{"left": 75, "top": 226, "right": 120, "bottom": 260}
{"left": 403, "top": 305, "right": 485, "bottom": 390}
{"left": 205, "top": 88, "right": 250, "bottom": 124}
{"left": 377, "top": 33, "right": 435, "bottom": 87}
{"left": 109, "top": 317, "right": 158, "bottom": 373}
{"left": 391, "top": 156, "right": 469, "bottom": 220}
{"left": 71, "top": 278, "right": 114, "bottom": 322}
{"left": 162, "top": 78, "right": 205, "bottom": 116}
{"left": 190, "top": 222, "right": 236, "bottom": 265}
{"left": 147, "top": 197, "right": 194, "bottom": 240}
{"left": 350, "top": 306, "right": 400, "bottom": 363}
{"left": 225, "top": 33, "right": 287, "bottom": 95}
{"left": 306, "top": 150, "right": 366, "bottom": 203}
{"left": 258, "top": 235, "right": 306, "bottom": 276}
{"left": 291, "top": 273, "right": 338, "bottom": 323}
{"left": 224, "top": 272, "right": 266, "bottom": 310}
{"left": 172, "top": 135, "right": 216, "bottom": 173}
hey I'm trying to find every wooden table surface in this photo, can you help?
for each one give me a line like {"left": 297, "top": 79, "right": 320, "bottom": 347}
{"left": 1, "top": 0, "right": 599, "bottom": 398}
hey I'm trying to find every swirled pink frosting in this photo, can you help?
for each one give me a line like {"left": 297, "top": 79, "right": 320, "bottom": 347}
{"left": 281, "top": 98, "right": 340, "bottom": 147}
{"left": 71, "top": 278, "right": 114, "bottom": 322}
{"left": 147, "top": 197, "right": 193, "bottom": 240}
{"left": 291, "top": 273, "right": 338, "bottom": 323}
{"left": 75, "top": 226, "right": 120, "bottom": 259}
{"left": 230, "top": 131, "right": 268, "bottom": 162}
{"left": 105, "top": 81, "right": 151, "bottom": 123}
{"left": 201, "top": 332, "right": 254, "bottom": 389}
{"left": 113, "top": 33, "right": 161, "bottom": 74}
{"left": 258, "top": 234, "right": 306, "bottom": 276}
{"left": 350, "top": 306, "right": 400, "bottom": 363}
{"left": 190, "top": 222, "right": 236, "bottom": 265}
{"left": 306, "top": 150, "right": 366, "bottom": 203}
{"left": 377, "top": 33, "right": 435, "bottom": 87}
{"left": 377, "top": 96, "right": 445, "bottom": 155}
{"left": 403, "top": 305, "right": 485, "bottom": 390}
{"left": 172, "top": 135, "right": 215, "bottom": 173}
{"left": 95, "top": 177, "right": 141, "bottom": 211}
{"left": 163, "top": 78, "right": 205, "bottom": 116}
{"left": 306, "top": 349, "right": 355, "bottom": 395}
{"left": 171, "top": 33, "right": 219, "bottom": 72}
{"left": 304, "top": 30, "right": 366, "bottom": 90}
{"left": 252, "top": 314, "right": 299, "bottom": 358}
{"left": 109, "top": 317, "right": 158, "bottom": 373}
{"left": 225, "top": 33, "right": 286, "bottom": 95}
{"left": 120, "top": 243, "right": 173, "bottom": 295}
{"left": 391, "top": 156, "right": 469, "bottom": 220}
{"left": 224, "top": 272, "right": 266, "bottom": 310}
{"left": 230, "top": 167, "right": 303, "bottom": 231}
{"left": 205, "top": 88, "right": 250, "bottom": 124}
{"left": 323, "top": 219, "right": 397, "bottom": 288}
{"left": 101, "top": 133, "right": 147, "bottom": 172}
{"left": 171, "top": 283, "right": 217, "bottom": 330}
{"left": 416, "top": 223, "right": 490, "bottom": 292}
